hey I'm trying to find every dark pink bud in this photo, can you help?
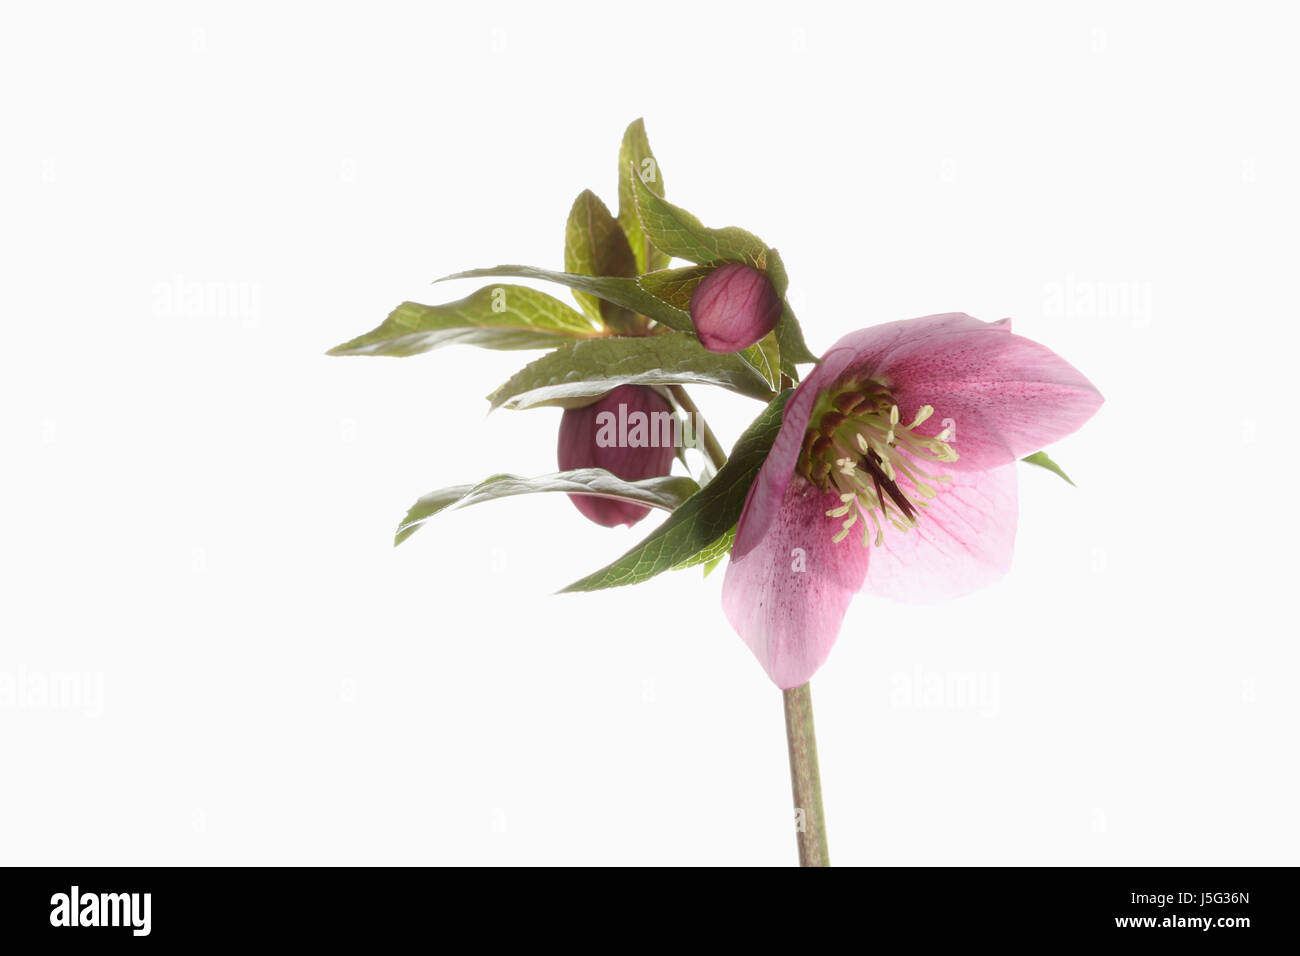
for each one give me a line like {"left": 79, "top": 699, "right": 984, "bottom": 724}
{"left": 688, "top": 263, "right": 782, "bottom": 353}
{"left": 557, "top": 385, "right": 677, "bottom": 528}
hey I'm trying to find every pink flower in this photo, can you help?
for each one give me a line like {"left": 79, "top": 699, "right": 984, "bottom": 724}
{"left": 722, "top": 313, "right": 1103, "bottom": 688}
{"left": 689, "top": 263, "right": 783, "bottom": 353}
{"left": 557, "top": 385, "right": 678, "bottom": 527}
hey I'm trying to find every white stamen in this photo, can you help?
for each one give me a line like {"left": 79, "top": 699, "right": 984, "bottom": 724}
{"left": 809, "top": 386, "right": 961, "bottom": 551}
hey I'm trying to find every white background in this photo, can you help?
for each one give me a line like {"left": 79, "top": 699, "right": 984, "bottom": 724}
{"left": 2, "top": 1, "right": 1296, "bottom": 866}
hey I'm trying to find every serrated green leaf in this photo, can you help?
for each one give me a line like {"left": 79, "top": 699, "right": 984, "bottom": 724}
{"left": 439, "top": 265, "right": 693, "bottom": 333}
{"left": 487, "top": 333, "right": 776, "bottom": 410}
{"left": 631, "top": 170, "right": 769, "bottom": 268}
{"left": 701, "top": 551, "right": 727, "bottom": 577}
{"left": 628, "top": 192, "right": 818, "bottom": 373}
{"left": 328, "top": 287, "right": 599, "bottom": 357}
{"left": 774, "top": 304, "right": 815, "bottom": 379}
{"left": 637, "top": 264, "right": 713, "bottom": 311}
{"left": 1021, "top": 451, "right": 1076, "bottom": 486}
{"left": 765, "top": 247, "right": 791, "bottom": 297}
{"left": 671, "top": 526, "right": 735, "bottom": 574}
{"left": 395, "top": 469, "right": 699, "bottom": 546}
{"left": 560, "top": 389, "right": 792, "bottom": 592}
{"left": 738, "top": 331, "right": 781, "bottom": 391}
{"left": 617, "top": 119, "right": 669, "bottom": 273}
{"left": 638, "top": 264, "right": 807, "bottom": 381}
{"left": 563, "top": 189, "right": 643, "bottom": 335}
{"left": 765, "top": 250, "right": 818, "bottom": 368}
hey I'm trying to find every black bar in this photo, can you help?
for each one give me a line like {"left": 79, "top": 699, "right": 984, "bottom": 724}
{"left": 0, "top": 866, "right": 1288, "bottom": 943}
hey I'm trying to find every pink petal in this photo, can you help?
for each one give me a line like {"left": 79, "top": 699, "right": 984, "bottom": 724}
{"left": 863, "top": 460, "right": 1019, "bottom": 603}
{"left": 825, "top": 313, "right": 1103, "bottom": 472}
{"left": 731, "top": 345, "right": 861, "bottom": 560}
{"left": 723, "top": 478, "right": 871, "bottom": 688}
{"left": 737, "top": 313, "right": 1097, "bottom": 555}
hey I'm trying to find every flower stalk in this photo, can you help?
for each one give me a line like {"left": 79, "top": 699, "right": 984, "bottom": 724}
{"left": 666, "top": 385, "right": 727, "bottom": 472}
{"left": 783, "top": 682, "right": 829, "bottom": 867}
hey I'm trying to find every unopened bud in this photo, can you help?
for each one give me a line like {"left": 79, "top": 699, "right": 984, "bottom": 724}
{"left": 688, "top": 263, "right": 782, "bottom": 353}
{"left": 556, "top": 385, "right": 677, "bottom": 528}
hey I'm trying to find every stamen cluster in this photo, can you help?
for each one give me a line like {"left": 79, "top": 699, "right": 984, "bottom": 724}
{"left": 798, "top": 384, "right": 958, "bottom": 547}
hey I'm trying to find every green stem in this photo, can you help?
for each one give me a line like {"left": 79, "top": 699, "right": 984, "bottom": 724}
{"left": 667, "top": 385, "right": 826, "bottom": 864}
{"left": 783, "top": 682, "right": 829, "bottom": 866}
{"left": 666, "top": 385, "right": 727, "bottom": 471}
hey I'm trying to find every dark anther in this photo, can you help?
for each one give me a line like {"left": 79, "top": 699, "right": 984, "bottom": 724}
{"left": 819, "top": 411, "right": 846, "bottom": 435}
{"left": 833, "top": 391, "right": 866, "bottom": 414}
{"left": 859, "top": 449, "right": 917, "bottom": 522}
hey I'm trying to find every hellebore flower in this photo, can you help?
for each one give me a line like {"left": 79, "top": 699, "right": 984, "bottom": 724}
{"left": 689, "top": 263, "right": 783, "bottom": 353}
{"left": 557, "top": 384, "right": 678, "bottom": 528}
{"left": 722, "top": 313, "right": 1103, "bottom": 688}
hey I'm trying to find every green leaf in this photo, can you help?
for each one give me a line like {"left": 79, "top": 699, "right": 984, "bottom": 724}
{"left": 637, "top": 264, "right": 712, "bottom": 311}
{"left": 563, "top": 189, "right": 643, "bottom": 335}
{"left": 395, "top": 470, "right": 700, "bottom": 546}
{"left": 617, "top": 119, "right": 669, "bottom": 273}
{"left": 1021, "top": 451, "right": 1076, "bottom": 486}
{"left": 701, "top": 550, "right": 727, "bottom": 577}
{"left": 765, "top": 246, "right": 791, "bottom": 297}
{"left": 440, "top": 265, "right": 693, "bottom": 333}
{"left": 631, "top": 170, "right": 769, "bottom": 268}
{"left": 671, "top": 525, "right": 735, "bottom": 574}
{"left": 560, "top": 389, "right": 793, "bottom": 592}
{"left": 773, "top": 304, "right": 816, "bottom": 378}
{"left": 738, "top": 330, "right": 781, "bottom": 391}
{"left": 638, "top": 264, "right": 808, "bottom": 383}
{"left": 628, "top": 195, "right": 819, "bottom": 374}
{"left": 328, "top": 287, "right": 598, "bottom": 357}
{"left": 487, "top": 333, "right": 776, "bottom": 409}
{"left": 766, "top": 250, "right": 818, "bottom": 368}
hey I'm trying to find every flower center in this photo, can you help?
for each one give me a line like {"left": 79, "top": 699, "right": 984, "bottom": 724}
{"left": 797, "top": 382, "right": 958, "bottom": 547}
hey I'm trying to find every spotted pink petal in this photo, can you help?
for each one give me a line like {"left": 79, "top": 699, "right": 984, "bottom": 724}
{"left": 822, "top": 313, "right": 1103, "bottom": 472}
{"left": 722, "top": 478, "right": 871, "bottom": 689}
{"left": 724, "top": 312, "right": 1098, "bottom": 687}
{"left": 731, "top": 345, "right": 861, "bottom": 561}
{"left": 861, "top": 460, "right": 1019, "bottom": 603}
{"left": 723, "top": 459, "right": 1019, "bottom": 686}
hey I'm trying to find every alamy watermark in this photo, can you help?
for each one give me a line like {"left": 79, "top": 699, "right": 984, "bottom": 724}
{"left": 0, "top": 669, "right": 104, "bottom": 718}
{"left": 153, "top": 274, "right": 261, "bottom": 327}
{"left": 50, "top": 886, "right": 150, "bottom": 936}
{"left": 1043, "top": 274, "right": 1152, "bottom": 328}
{"left": 890, "top": 667, "right": 1000, "bottom": 717}
{"left": 594, "top": 402, "right": 702, "bottom": 451}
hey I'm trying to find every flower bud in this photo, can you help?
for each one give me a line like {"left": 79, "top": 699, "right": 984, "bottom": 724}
{"left": 688, "top": 263, "right": 782, "bottom": 353}
{"left": 557, "top": 385, "right": 677, "bottom": 527}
